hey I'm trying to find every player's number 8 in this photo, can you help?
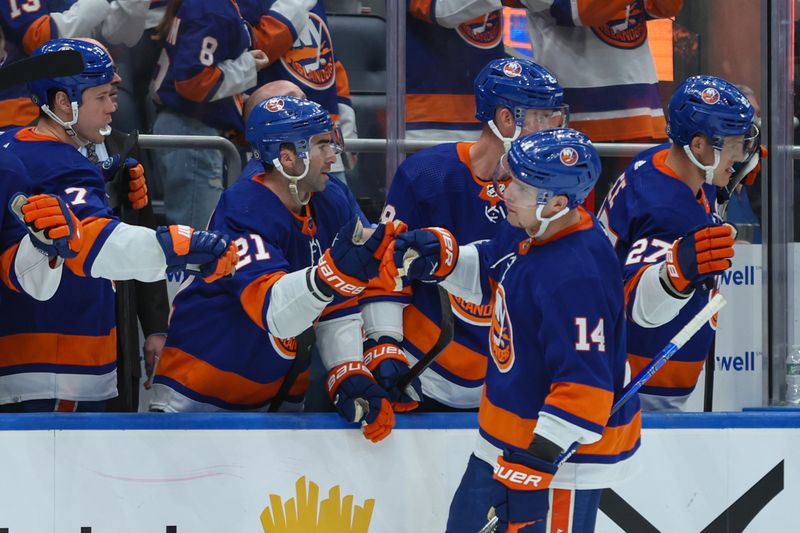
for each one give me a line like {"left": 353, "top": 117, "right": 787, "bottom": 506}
{"left": 199, "top": 36, "right": 218, "bottom": 67}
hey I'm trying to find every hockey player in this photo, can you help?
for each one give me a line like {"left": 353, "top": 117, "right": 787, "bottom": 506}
{"left": 388, "top": 128, "right": 641, "bottom": 532}
{"left": 150, "top": 96, "right": 397, "bottom": 443}
{"left": 151, "top": 0, "right": 269, "bottom": 229}
{"left": 0, "top": 39, "right": 238, "bottom": 412}
{"left": 239, "top": 0, "right": 358, "bottom": 178}
{"left": 0, "top": 0, "right": 149, "bottom": 128}
{"left": 598, "top": 75, "right": 755, "bottom": 411}
{"left": 361, "top": 58, "right": 567, "bottom": 412}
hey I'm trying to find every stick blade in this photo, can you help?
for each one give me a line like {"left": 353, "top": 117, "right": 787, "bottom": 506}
{"left": 0, "top": 50, "right": 85, "bottom": 92}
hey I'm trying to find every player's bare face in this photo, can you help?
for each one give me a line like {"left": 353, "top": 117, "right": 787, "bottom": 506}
{"left": 503, "top": 176, "right": 540, "bottom": 231}
{"left": 707, "top": 135, "right": 747, "bottom": 187}
{"left": 76, "top": 82, "right": 116, "bottom": 143}
{"left": 300, "top": 132, "right": 338, "bottom": 192}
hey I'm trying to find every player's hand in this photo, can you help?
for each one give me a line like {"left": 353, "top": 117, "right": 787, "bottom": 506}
{"left": 249, "top": 49, "right": 269, "bottom": 71}
{"left": 99, "top": 155, "right": 148, "bottom": 209}
{"left": 142, "top": 333, "right": 166, "bottom": 390}
{"left": 326, "top": 361, "right": 395, "bottom": 443}
{"left": 663, "top": 224, "right": 735, "bottom": 294}
{"left": 156, "top": 225, "right": 238, "bottom": 283}
{"left": 315, "top": 218, "right": 401, "bottom": 297}
{"left": 490, "top": 449, "right": 558, "bottom": 532}
{"left": 363, "top": 336, "right": 421, "bottom": 412}
{"left": 9, "top": 193, "right": 82, "bottom": 258}
{"left": 392, "top": 227, "right": 458, "bottom": 284}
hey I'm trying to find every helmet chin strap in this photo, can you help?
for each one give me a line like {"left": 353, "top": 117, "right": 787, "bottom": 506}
{"left": 273, "top": 157, "right": 312, "bottom": 205}
{"left": 40, "top": 102, "right": 106, "bottom": 147}
{"left": 532, "top": 204, "right": 570, "bottom": 239}
{"left": 683, "top": 144, "right": 720, "bottom": 185}
{"left": 488, "top": 120, "right": 521, "bottom": 152}
{"left": 41, "top": 101, "right": 80, "bottom": 138}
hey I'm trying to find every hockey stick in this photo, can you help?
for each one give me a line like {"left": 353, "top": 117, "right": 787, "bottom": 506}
{"left": 111, "top": 131, "right": 141, "bottom": 409}
{"left": 717, "top": 147, "right": 761, "bottom": 220}
{"left": 397, "top": 286, "right": 455, "bottom": 392}
{"left": 0, "top": 50, "right": 85, "bottom": 91}
{"left": 477, "top": 293, "right": 727, "bottom": 533}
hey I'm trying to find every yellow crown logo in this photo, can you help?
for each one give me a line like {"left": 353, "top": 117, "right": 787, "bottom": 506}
{"left": 261, "top": 476, "right": 375, "bottom": 533}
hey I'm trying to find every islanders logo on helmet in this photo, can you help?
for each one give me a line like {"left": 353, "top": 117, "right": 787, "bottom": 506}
{"left": 701, "top": 87, "right": 721, "bottom": 105}
{"left": 474, "top": 58, "right": 565, "bottom": 124}
{"left": 559, "top": 147, "right": 579, "bottom": 166}
{"left": 502, "top": 61, "right": 523, "bottom": 78}
{"left": 281, "top": 12, "right": 335, "bottom": 90}
{"left": 265, "top": 97, "right": 285, "bottom": 112}
{"left": 507, "top": 128, "right": 601, "bottom": 209}
{"left": 456, "top": 10, "right": 503, "bottom": 49}
{"left": 667, "top": 75, "right": 755, "bottom": 147}
{"left": 28, "top": 38, "right": 114, "bottom": 108}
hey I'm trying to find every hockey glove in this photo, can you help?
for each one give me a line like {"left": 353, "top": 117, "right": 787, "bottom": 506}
{"left": 490, "top": 449, "right": 558, "bottom": 532}
{"left": 10, "top": 193, "right": 82, "bottom": 258}
{"left": 155, "top": 225, "right": 238, "bottom": 283}
{"left": 99, "top": 155, "right": 148, "bottom": 209}
{"left": 363, "top": 337, "right": 422, "bottom": 412}
{"left": 392, "top": 227, "right": 458, "bottom": 284}
{"left": 326, "top": 361, "right": 395, "bottom": 443}
{"left": 662, "top": 224, "right": 735, "bottom": 294}
{"left": 742, "top": 145, "right": 767, "bottom": 187}
{"left": 316, "top": 218, "right": 399, "bottom": 297}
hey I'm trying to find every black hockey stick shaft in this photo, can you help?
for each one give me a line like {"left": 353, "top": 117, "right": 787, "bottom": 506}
{"left": 111, "top": 130, "right": 141, "bottom": 411}
{"left": 397, "top": 286, "right": 455, "bottom": 391}
{"left": 0, "top": 50, "right": 85, "bottom": 91}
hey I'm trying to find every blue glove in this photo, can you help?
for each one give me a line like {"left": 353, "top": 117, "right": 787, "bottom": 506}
{"left": 316, "top": 218, "right": 391, "bottom": 297}
{"left": 155, "top": 225, "right": 237, "bottom": 282}
{"left": 491, "top": 449, "right": 558, "bottom": 532}
{"left": 98, "top": 155, "right": 138, "bottom": 182}
{"left": 326, "top": 361, "right": 395, "bottom": 443}
{"left": 393, "top": 227, "right": 458, "bottom": 283}
{"left": 363, "top": 337, "right": 422, "bottom": 412}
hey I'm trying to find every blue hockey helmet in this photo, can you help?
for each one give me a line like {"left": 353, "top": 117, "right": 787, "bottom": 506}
{"left": 667, "top": 75, "right": 756, "bottom": 149}
{"left": 28, "top": 39, "right": 114, "bottom": 109}
{"left": 474, "top": 58, "right": 566, "bottom": 125}
{"left": 246, "top": 96, "right": 339, "bottom": 164}
{"left": 507, "top": 128, "right": 601, "bottom": 209}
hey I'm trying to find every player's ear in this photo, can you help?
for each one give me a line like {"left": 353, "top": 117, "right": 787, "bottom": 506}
{"left": 278, "top": 146, "right": 296, "bottom": 167}
{"left": 689, "top": 134, "right": 706, "bottom": 155}
{"left": 493, "top": 106, "right": 515, "bottom": 131}
{"left": 53, "top": 90, "right": 71, "bottom": 116}
{"left": 551, "top": 194, "right": 569, "bottom": 213}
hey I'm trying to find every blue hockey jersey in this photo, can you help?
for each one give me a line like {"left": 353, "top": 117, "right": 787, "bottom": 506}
{"left": 152, "top": 0, "right": 252, "bottom": 133}
{"left": 0, "top": 147, "right": 31, "bottom": 293}
{"left": 473, "top": 209, "right": 640, "bottom": 489}
{"left": 152, "top": 168, "right": 362, "bottom": 411}
{"left": 406, "top": 1, "right": 506, "bottom": 137}
{"left": 0, "top": 3, "right": 55, "bottom": 126}
{"left": 0, "top": 127, "right": 121, "bottom": 403}
{"left": 364, "top": 141, "right": 523, "bottom": 408}
{"left": 599, "top": 144, "right": 719, "bottom": 407}
{"left": 240, "top": 1, "right": 345, "bottom": 120}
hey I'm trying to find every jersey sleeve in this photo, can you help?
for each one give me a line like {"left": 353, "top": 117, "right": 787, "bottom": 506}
{"left": 381, "top": 164, "right": 426, "bottom": 229}
{"left": 408, "top": 0, "right": 502, "bottom": 27}
{"left": 523, "top": 0, "right": 637, "bottom": 27}
{"left": 0, "top": 0, "right": 54, "bottom": 54}
{"left": 169, "top": 13, "right": 241, "bottom": 103}
{"left": 248, "top": 0, "right": 315, "bottom": 66}
{"left": 51, "top": 166, "right": 120, "bottom": 278}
